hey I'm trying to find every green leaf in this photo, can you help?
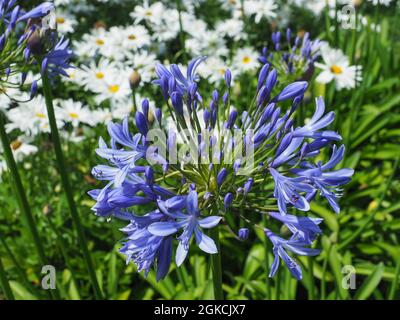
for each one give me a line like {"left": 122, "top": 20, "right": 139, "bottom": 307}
{"left": 9, "top": 281, "right": 38, "bottom": 300}
{"left": 354, "top": 263, "right": 385, "bottom": 300}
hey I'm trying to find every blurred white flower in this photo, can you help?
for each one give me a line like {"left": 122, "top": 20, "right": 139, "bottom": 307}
{"left": 233, "top": 47, "right": 260, "bottom": 72}
{"left": 315, "top": 45, "right": 362, "bottom": 90}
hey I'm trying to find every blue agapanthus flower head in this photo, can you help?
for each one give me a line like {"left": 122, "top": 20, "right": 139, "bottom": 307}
{"left": 89, "top": 54, "right": 353, "bottom": 281}
{"left": 259, "top": 29, "right": 321, "bottom": 80}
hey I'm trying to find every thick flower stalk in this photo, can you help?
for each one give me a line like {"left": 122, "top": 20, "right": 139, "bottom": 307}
{"left": 89, "top": 56, "right": 353, "bottom": 295}
{"left": 259, "top": 29, "right": 321, "bottom": 81}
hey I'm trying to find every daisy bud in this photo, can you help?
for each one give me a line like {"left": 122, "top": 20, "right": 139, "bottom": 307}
{"left": 238, "top": 228, "right": 249, "bottom": 240}
{"left": 129, "top": 70, "right": 141, "bottom": 89}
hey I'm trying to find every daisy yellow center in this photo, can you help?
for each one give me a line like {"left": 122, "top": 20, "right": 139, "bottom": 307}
{"left": 128, "top": 34, "right": 137, "bottom": 40}
{"left": 145, "top": 10, "right": 153, "bottom": 16}
{"left": 242, "top": 56, "right": 251, "bottom": 64}
{"left": 95, "top": 72, "right": 104, "bottom": 79}
{"left": 330, "top": 65, "right": 343, "bottom": 74}
{"left": 96, "top": 39, "right": 105, "bottom": 46}
{"left": 219, "top": 68, "right": 226, "bottom": 75}
{"left": 108, "top": 85, "right": 120, "bottom": 93}
{"left": 11, "top": 140, "right": 22, "bottom": 151}
{"left": 35, "top": 113, "right": 46, "bottom": 119}
{"left": 69, "top": 112, "right": 79, "bottom": 119}
{"left": 56, "top": 17, "right": 65, "bottom": 24}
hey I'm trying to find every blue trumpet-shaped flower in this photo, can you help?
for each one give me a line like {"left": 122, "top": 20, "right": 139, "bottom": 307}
{"left": 148, "top": 190, "right": 222, "bottom": 266}
{"left": 265, "top": 228, "right": 320, "bottom": 280}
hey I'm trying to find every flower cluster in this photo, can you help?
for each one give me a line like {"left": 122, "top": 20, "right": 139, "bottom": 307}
{"left": 259, "top": 29, "right": 321, "bottom": 81}
{"left": 89, "top": 56, "right": 354, "bottom": 280}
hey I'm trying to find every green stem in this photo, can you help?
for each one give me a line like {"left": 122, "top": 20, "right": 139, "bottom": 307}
{"left": 0, "top": 112, "right": 50, "bottom": 275}
{"left": 41, "top": 73, "right": 103, "bottom": 299}
{"left": 0, "top": 257, "right": 14, "bottom": 300}
{"left": 388, "top": 258, "right": 400, "bottom": 300}
{"left": 263, "top": 215, "right": 271, "bottom": 299}
{"left": 307, "top": 256, "right": 315, "bottom": 300}
{"left": 210, "top": 226, "right": 223, "bottom": 300}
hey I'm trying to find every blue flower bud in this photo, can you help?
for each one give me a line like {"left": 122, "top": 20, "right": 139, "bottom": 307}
{"left": 257, "top": 85, "right": 269, "bottom": 106}
{"left": 145, "top": 167, "right": 154, "bottom": 185}
{"left": 274, "top": 81, "right": 308, "bottom": 102}
{"left": 224, "top": 193, "right": 234, "bottom": 209}
{"left": 238, "top": 228, "right": 249, "bottom": 240}
{"left": 286, "top": 28, "right": 292, "bottom": 43}
{"left": 226, "top": 109, "right": 237, "bottom": 129}
{"left": 223, "top": 92, "right": 229, "bottom": 105}
{"left": 212, "top": 89, "right": 219, "bottom": 102}
{"left": 168, "top": 76, "right": 176, "bottom": 93}
{"left": 257, "top": 63, "right": 270, "bottom": 90}
{"left": 224, "top": 69, "right": 232, "bottom": 87}
{"left": 30, "top": 80, "right": 38, "bottom": 99}
{"left": 203, "top": 109, "right": 211, "bottom": 126}
{"left": 155, "top": 108, "right": 162, "bottom": 124}
{"left": 217, "top": 168, "right": 228, "bottom": 186}
{"left": 171, "top": 91, "right": 183, "bottom": 115}
{"left": 244, "top": 178, "right": 254, "bottom": 195}
{"left": 135, "top": 111, "right": 148, "bottom": 136}
{"left": 265, "top": 69, "right": 277, "bottom": 92}
{"left": 142, "top": 98, "right": 149, "bottom": 118}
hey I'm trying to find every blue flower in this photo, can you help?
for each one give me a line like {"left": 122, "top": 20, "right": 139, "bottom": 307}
{"left": 291, "top": 145, "right": 354, "bottom": 213}
{"left": 120, "top": 210, "right": 173, "bottom": 281}
{"left": 268, "top": 212, "right": 323, "bottom": 243}
{"left": 265, "top": 228, "right": 320, "bottom": 280}
{"left": 148, "top": 190, "right": 222, "bottom": 266}
{"left": 270, "top": 167, "right": 315, "bottom": 214}
{"left": 17, "top": 2, "right": 54, "bottom": 22}
{"left": 41, "top": 36, "right": 73, "bottom": 78}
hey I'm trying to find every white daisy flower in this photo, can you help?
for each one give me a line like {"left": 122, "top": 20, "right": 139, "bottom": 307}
{"left": 56, "top": 99, "right": 94, "bottom": 127}
{"left": 244, "top": 0, "right": 278, "bottom": 23}
{"left": 315, "top": 45, "right": 362, "bottom": 90}
{"left": 130, "top": 1, "right": 165, "bottom": 25}
{"left": 55, "top": 10, "right": 77, "bottom": 34}
{"left": 233, "top": 47, "right": 260, "bottom": 73}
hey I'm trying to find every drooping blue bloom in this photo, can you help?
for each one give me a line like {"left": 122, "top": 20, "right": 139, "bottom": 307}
{"left": 270, "top": 167, "right": 315, "bottom": 215}
{"left": 291, "top": 145, "right": 354, "bottom": 213}
{"left": 148, "top": 190, "right": 222, "bottom": 266}
{"left": 268, "top": 212, "right": 323, "bottom": 243}
{"left": 119, "top": 210, "right": 173, "bottom": 281}
{"left": 17, "top": 2, "right": 54, "bottom": 22}
{"left": 41, "top": 37, "right": 73, "bottom": 78}
{"left": 265, "top": 228, "right": 320, "bottom": 280}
